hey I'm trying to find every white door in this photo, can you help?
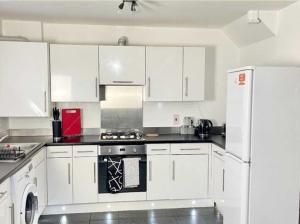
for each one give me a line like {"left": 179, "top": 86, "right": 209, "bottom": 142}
{"left": 170, "top": 155, "right": 209, "bottom": 199}
{"left": 0, "top": 192, "right": 12, "bottom": 224}
{"left": 73, "top": 157, "right": 98, "bottom": 204}
{"left": 50, "top": 44, "right": 99, "bottom": 102}
{"left": 226, "top": 69, "right": 253, "bottom": 162}
{"left": 145, "top": 47, "right": 183, "bottom": 101}
{"left": 35, "top": 160, "right": 47, "bottom": 215}
{"left": 147, "top": 155, "right": 170, "bottom": 200}
{"left": 212, "top": 151, "right": 225, "bottom": 213}
{"left": 0, "top": 41, "right": 49, "bottom": 117}
{"left": 47, "top": 158, "right": 72, "bottom": 205}
{"left": 99, "top": 46, "right": 145, "bottom": 85}
{"left": 224, "top": 153, "right": 250, "bottom": 224}
{"left": 183, "top": 47, "right": 205, "bottom": 101}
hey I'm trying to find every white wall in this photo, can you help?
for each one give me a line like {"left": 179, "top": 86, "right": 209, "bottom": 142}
{"left": 1, "top": 20, "right": 239, "bottom": 129}
{"left": 239, "top": 1, "right": 300, "bottom": 66}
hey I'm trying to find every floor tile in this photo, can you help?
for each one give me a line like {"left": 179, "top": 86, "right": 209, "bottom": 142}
{"left": 90, "top": 220, "right": 119, "bottom": 224}
{"left": 118, "top": 210, "right": 150, "bottom": 219}
{"left": 119, "top": 217, "right": 177, "bottom": 224}
{"left": 91, "top": 212, "right": 119, "bottom": 221}
{"left": 176, "top": 215, "right": 207, "bottom": 224}
{"left": 38, "top": 215, "right": 60, "bottom": 224}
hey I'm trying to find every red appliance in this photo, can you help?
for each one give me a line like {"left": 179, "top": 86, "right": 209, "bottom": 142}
{"left": 62, "top": 108, "right": 81, "bottom": 137}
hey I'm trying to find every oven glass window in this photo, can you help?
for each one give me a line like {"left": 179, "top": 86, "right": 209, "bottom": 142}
{"left": 25, "top": 192, "right": 36, "bottom": 224}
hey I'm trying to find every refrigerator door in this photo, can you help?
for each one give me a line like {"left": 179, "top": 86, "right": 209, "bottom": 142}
{"left": 226, "top": 69, "right": 253, "bottom": 162}
{"left": 248, "top": 66, "right": 300, "bottom": 224}
{"left": 224, "top": 153, "right": 250, "bottom": 224}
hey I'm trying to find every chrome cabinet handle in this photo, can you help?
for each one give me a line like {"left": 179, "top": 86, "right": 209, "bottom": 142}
{"left": 93, "top": 162, "right": 96, "bottom": 183}
{"left": 151, "top": 149, "right": 167, "bottom": 151}
{"left": 185, "top": 77, "right": 188, "bottom": 97}
{"left": 0, "top": 191, "right": 7, "bottom": 200}
{"left": 51, "top": 151, "right": 69, "bottom": 154}
{"left": 44, "top": 91, "right": 47, "bottom": 113}
{"left": 95, "top": 77, "right": 98, "bottom": 98}
{"left": 149, "top": 160, "right": 152, "bottom": 181}
{"left": 76, "top": 150, "right": 95, "bottom": 153}
{"left": 148, "top": 77, "right": 151, "bottom": 97}
{"left": 222, "top": 169, "right": 225, "bottom": 192}
{"left": 10, "top": 203, "right": 15, "bottom": 224}
{"left": 180, "top": 148, "right": 201, "bottom": 151}
{"left": 68, "top": 163, "right": 71, "bottom": 184}
{"left": 112, "top": 81, "right": 134, "bottom": 84}
{"left": 172, "top": 160, "right": 175, "bottom": 181}
{"left": 214, "top": 151, "right": 224, "bottom": 157}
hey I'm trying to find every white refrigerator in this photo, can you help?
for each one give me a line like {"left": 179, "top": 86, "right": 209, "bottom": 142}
{"left": 224, "top": 66, "right": 300, "bottom": 224}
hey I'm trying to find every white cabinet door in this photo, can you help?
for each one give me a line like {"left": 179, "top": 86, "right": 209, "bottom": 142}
{"left": 212, "top": 152, "right": 225, "bottom": 213}
{"left": 145, "top": 47, "right": 183, "bottom": 101}
{"left": 50, "top": 44, "right": 99, "bottom": 102}
{"left": 47, "top": 158, "right": 72, "bottom": 205}
{"left": 73, "top": 157, "right": 98, "bottom": 204}
{"left": 183, "top": 47, "right": 206, "bottom": 101}
{"left": 0, "top": 180, "right": 12, "bottom": 224}
{"left": 0, "top": 41, "right": 49, "bottom": 117}
{"left": 35, "top": 159, "right": 47, "bottom": 215}
{"left": 99, "top": 46, "right": 145, "bottom": 85}
{"left": 170, "top": 155, "right": 209, "bottom": 199}
{"left": 0, "top": 195, "right": 11, "bottom": 224}
{"left": 147, "top": 155, "right": 170, "bottom": 200}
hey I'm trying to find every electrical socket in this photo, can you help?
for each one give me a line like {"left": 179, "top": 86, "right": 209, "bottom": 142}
{"left": 173, "top": 114, "right": 180, "bottom": 125}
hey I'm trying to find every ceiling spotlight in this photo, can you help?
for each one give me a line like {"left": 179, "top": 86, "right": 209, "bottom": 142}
{"left": 118, "top": 1, "right": 125, "bottom": 10}
{"left": 118, "top": 0, "right": 138, "bottom": 12}
{"left": 131, "top": 1, "right": 137, "bottom": 12}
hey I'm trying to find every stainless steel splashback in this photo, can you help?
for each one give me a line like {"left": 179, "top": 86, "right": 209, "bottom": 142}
{"left": 100, "top": 86, "right": 143, "bottom": 130}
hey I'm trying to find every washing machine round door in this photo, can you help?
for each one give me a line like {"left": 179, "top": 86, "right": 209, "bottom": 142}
{"left": 20, "top": 184, "right": 38, "bottom": 224}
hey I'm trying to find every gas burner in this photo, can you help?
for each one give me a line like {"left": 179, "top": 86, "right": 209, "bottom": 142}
{"left": 100, "top": 130, "right": 143, "bottom": 140}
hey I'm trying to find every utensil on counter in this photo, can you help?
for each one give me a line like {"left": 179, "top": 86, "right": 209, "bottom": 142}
{"left": 52, "top": 107, "right": 62, "bottom": 142}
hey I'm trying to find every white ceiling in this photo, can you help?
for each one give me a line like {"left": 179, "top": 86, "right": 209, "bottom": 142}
{"left": 0, "top": 0, "right": 295, "bottom": 28}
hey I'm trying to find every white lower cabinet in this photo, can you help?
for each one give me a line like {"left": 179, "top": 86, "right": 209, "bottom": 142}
{"left": 0, "top": 179, "right": 12, "bottom": 224}
{"left": 47, "top": 145, "right": 98, "bottom": 205}
{"left": 212, "top": 144, "right": 225, "bottom": 213}
{"left": 170, "top": 154, "right": 209, "bottom": 199}
{"left": 47, "top": 157, "right": 73, "bottom": 205}
{"left": 73, "top": 157, "right": 98, "bottom": 204}
{"left": 147, "top": 155, "right": 170, "bottom": 200}
{"left": 146, "top": 143, "right": 210, "bottom": 201}
{"left": 33, "top": 149, "right": 47, "bottom": 215}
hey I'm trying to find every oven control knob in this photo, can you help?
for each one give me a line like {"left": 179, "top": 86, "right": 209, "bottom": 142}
{"left": 133, "top": 148, "right": 137, "bottom": 153}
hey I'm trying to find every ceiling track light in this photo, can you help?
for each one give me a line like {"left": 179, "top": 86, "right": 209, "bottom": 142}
{"left": 118, "top": 0, "right": 138, "bottom": 12}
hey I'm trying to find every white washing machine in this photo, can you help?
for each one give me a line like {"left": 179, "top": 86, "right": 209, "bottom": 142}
{"left": 11, "top": 162, "right": 40, "bottom": 224}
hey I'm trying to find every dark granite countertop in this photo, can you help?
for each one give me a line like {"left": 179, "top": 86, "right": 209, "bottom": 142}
{"left": 0, "top": 134, "right": 225, "bottom": 184}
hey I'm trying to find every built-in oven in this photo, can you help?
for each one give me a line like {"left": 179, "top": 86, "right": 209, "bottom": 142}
{"left": 98, "top": 144, "right": 147, "bottom": 194}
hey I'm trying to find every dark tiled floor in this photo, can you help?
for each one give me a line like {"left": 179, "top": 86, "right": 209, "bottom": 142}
{"left": 38, "top": 207, "right": 223, "bottom": 224}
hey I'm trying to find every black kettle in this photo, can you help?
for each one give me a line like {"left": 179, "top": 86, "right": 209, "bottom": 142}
{"left": 196, "top": 119, "right": 213, "bottom": 137}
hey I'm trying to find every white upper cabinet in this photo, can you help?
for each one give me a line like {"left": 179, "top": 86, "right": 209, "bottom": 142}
{"left": 145, "top": 47, "right": 183, "bottom": 101}
{"left": 50, "top": 44, "right": 99, "bottom": 102}
{"left": 0, "top": 41, "right": 49, "bottom": 117}
{"left": 183, "top": 47, "right": 206, "bottom": 101}
{"left": 99, "top": 46, "right": 145, "bottom": 85}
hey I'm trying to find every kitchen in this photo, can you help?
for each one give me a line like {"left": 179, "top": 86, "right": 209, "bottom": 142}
{"left": 0, "top": 1, "right": 300, "bottom": 224}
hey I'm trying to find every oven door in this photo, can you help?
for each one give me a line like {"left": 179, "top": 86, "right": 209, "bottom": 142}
{"left": 98, "top": 155, "right": 147, "bottom": 194}
{"left": 20, "top": 184, "right": 38, "bottom": 224}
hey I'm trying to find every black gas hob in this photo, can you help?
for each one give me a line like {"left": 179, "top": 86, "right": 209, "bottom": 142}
{"left": 100, "top": 129, "right": 143, "bottom": 140}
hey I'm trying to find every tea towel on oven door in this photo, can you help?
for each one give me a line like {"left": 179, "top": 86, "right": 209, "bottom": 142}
{"left": 107, "top": 157, "right": 123, "bottom": 193}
